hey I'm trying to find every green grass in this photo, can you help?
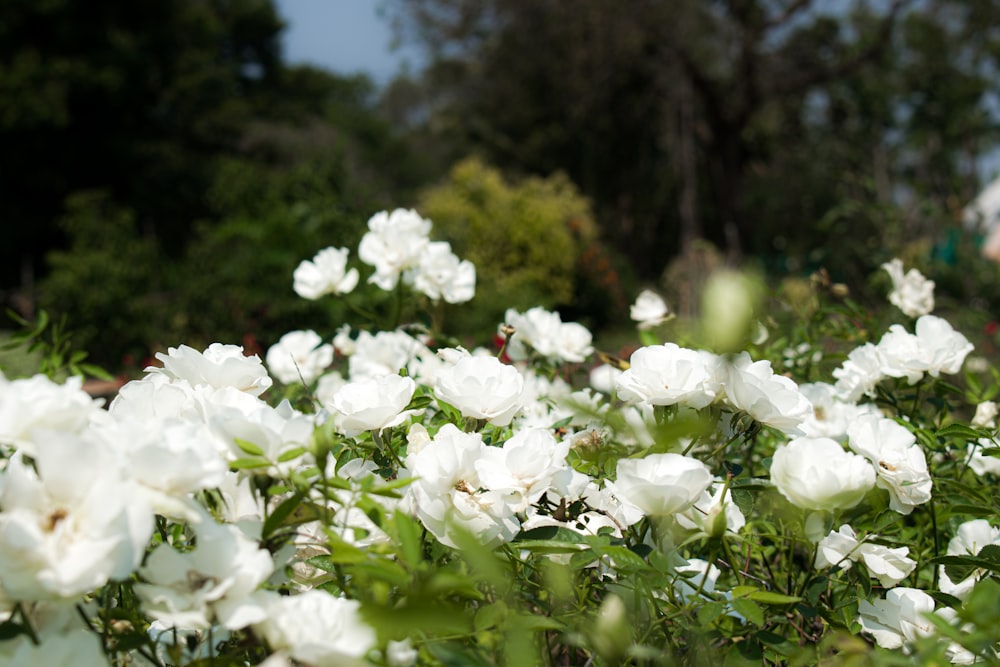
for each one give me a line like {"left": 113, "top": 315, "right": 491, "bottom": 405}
{"left": 0, "top": 331, "right": 42, "bottom": 378}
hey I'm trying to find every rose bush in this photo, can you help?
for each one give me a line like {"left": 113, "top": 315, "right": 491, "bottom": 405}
{"left": 1, "top": 220, "right": 999, "bottom": 667}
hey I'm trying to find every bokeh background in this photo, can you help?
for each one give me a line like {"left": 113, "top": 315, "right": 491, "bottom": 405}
{"left": 4, "top": 0, "right": 1000, "bottom": 371}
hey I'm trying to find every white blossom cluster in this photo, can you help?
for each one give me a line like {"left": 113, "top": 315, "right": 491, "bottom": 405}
{"left": 0, "top": 237, "right": 994, "bottom": 664}
{"left": 292, "top": 208, "right": 475, "bottom": 305}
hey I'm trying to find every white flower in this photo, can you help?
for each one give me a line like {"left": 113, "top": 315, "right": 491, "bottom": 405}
{"left": 403, "top": 424, "right": 519, "bottom": 548}
{"left": 724, "top": 352, "right": 813, "bottom": 433}
{"left": 149, "top": 343, "right": 272, "bottom": 396}
{"left": 856, "top": 541, "right": 917, "bottom": 588}
{"left": 833, "top": 343, "right": 885, "bottom": 404}
{"left": 434, "top": 355, "right": 524, "bottom": 426}
{"left": 556, "top": 322, "right": 596, "bottom": 363}
{"left": 136, "top": 518, "right": 273, "bottom": 630}
{"left": 858, "top": 587, "right": 974, "bottom": 662}
{"left": 314, "top": 371, "right": 347, "bottom": 407}
{"left": 0, "top": 432, "right": 153, "bottom": 600}
{"left": 966, "top": 437, "right": 1000, "bottom": 477}
{"left": 858, "top": 587, "right": 936, "bottom": 649}
{"left": 474, "top": 428, "right": 572, "bottom": 511}
{"left": 616, "top": 344, "right": 720, "bottom": 409}
{"left": 0, "top": 374, "right": 103, "bottom": 455}
{"left": 503, "top": 307, "right": 594, "bottom": 363}
{"left": 346, "top": 329, "right": 436, "bottom": 382}
{"left": 411, "top": 241, "right": 476, "bottom": 303}
{"left": 93, "top": 416, "right": 228, "bottom": 521}
{"left": 327, "top": 374, "right": 417, "bottom": 437}
{"left": 265, "top": 330, "right": 334, "bottom": 385}
{"left": 608, "top": 453, "right": 713, "bottom": 517}
{"left": 972, "top": 401, "right": 998, "bottom": 428}
{"left": 386, "top": 638, "right": 419, "bottom": 667}
{"left": 293, "top": 246, "right": 359, "bottom": 299}
{"left": 254, "top": 590, "right": 376, "bottom": 665}
{"left": 630, "top": 289, "right": 670, "bottom": 329}
{"left": 675, "top": 482, "right": 746, "bottom": 537}
{"left": 815, "top": 524, "right": 861, "bottom": 570}
{"left": 913, "top": 315, "right": 973, "bottom": 377}
{"left": 882, "top": 258, "right": 934, "bottom": 318}
{"left": 358, "top": 208, "right": 433, "bottom": 290}
{"left": 818, "top": 525, "right": 917, "bottom": 587}
{"left": 877, "top": 325, "right": 927, "bottom": 384}
{"left": 0, "top": 629, "right": 106, "bottom": 667}
{"left": 938, "top": 519, "right": 1000, "bottom": 600}
{"left": 877, "top": 316, "right": 973, "bottom": 386}
{"left": 847, "top": 415, "right": 931, "bottom": 515}
{"left": 770, "top": 437, "right": 875, "bottom": 511}
{"left": 589, "top": 363, "right": 624, "bottom": 394}
{"left": 799, "top": 382, "right": 881, "bottom": 440}
{"left": 210, "top": 399, "right": 315, "bottom": 474}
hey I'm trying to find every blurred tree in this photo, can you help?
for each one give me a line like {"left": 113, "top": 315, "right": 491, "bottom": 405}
{"left": 387, "top": 0, "right": 1000, "bottom": 284}
{"left": 0, "top": 0, "right": 285, "bottom": 290}
{"left": 7, "top": 0, "right": 426, "bottom": 364}
{"left": 418, "top": 157, "right": 607, "bottom": 334}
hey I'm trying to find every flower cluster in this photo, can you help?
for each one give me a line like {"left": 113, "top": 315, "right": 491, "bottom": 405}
{"left": 1, "top": 222, "right": 996, "bottom": 665}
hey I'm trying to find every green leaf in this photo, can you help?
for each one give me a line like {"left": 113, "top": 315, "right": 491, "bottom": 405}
{"left": 755, "top": 630, "right": 796, "bottom": 655}
{"left": 262, "top": 492, "right": 305, "bottom": 538}
{"left": 697, "top": 600, "right": 727, "bottom": 626}
{"left": 393, "top": 510, "right": 424, "bottom": 568}
{"left": 937, "top": 424, "right": 983, "bottom": 440}
{"left": 978, "top": 544, "right": 1000, "bottom": 565}
{"left": 731, "top": 488, "right": 755, "bottom": 517}
{"left": 276, "top": 446, "right": 307, "bottom": 463}
{"left": 747, "top": 591, "right": 802, "bottom": 605}
{"left": 474, "top": 601, "right": 508, "bottom": 631}
{"left": 234, "top": 437, "right": 265, "bottom": 456}
{"left": 229, "top": 457, "right": 269, "bottom": 470}
{"left": 730, "top": 598, "right": 764, "bottom": 626}
{"left": 508, "top": 613, "right": 565, "bottom": 632}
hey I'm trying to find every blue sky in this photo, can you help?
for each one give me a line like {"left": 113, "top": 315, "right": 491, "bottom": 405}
{"left": 273, "top": 0, "right": 424, "bottom": 86}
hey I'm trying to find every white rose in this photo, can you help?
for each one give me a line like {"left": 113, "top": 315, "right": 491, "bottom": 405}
{"left": 938, "top": 519, "right": 1000, "bottom": 600}
{"left": 616, "top": 344, "right": 720, "bottom": 409}
{"left": 0, "top": 432, "right": 153, "bottom": 600}
{"left": 474, "top": 428, "right": 572, "bottom": 511}
{"left": 630, "top": 289, "right": 670, "bottom": 329}
{"left": 136, "top": 518, "right": 273, "bottom": 631}
{"left": 265, "top": 329, "right": 334, "bottom": 385}
{"left": 358, "top": 208, "right": 432, "bottom": 290}
{"left": 799, "top": 382, "right": 881, "bottom": 441}
{"left": 433, "top": 355, "right": 524, "bottom": 426}
{"left": 724, "top": 352, "right": 813, "bottom": 433}
{"left": 150, "top": 343, "right": 272, "bottom": 396}
{"left": 255, "top": 590, "right": 376, "bottom": 665}
{"left": 411, "top": 241, "right": 476, "bottom": 304}
{"left": 770, "top": 437, "right": 875, "bottom": 511}
{"left": 847, "top": 415, "right": 931, "bottom": 515}
{"left": 972, "top": 401, "right": 998, "bottom": 428}
{"left": 832, "top": 342, "right": 885, "bottom": 404}
{"left": 403, "top": 424, "right": 520, "bottom": 548}
{"left": 0, "top": 374, "right": 103, "bottom": 455}
{"left": 858, "top": 587, "right": 936, "bottom": 649}
{"left": 292, "top": 246, "right": 359, "bottom": 299}
{"left": 609, "top": 453, "right": 713, "bottom": 517}
{"left": 328, "top": 374, "right": 417, "bottom": 437}
{"left": 882, "top": 258, "right": 935, "bottom": 318}
{"left": 914, "top": 315, "right": 973, "bottom": 377}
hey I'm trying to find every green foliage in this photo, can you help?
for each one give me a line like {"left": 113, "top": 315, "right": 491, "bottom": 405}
{"left": 419, "top": 157, "right": 599, "bottom": 334}
{"left": 177, "top": 154, "right": 382, "bottom": 350}
{"left": 38, "top": 191, "right": 170, "bottom": 366}
{"left": 0, "top": 309, "right": 109, "bottom": 381}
